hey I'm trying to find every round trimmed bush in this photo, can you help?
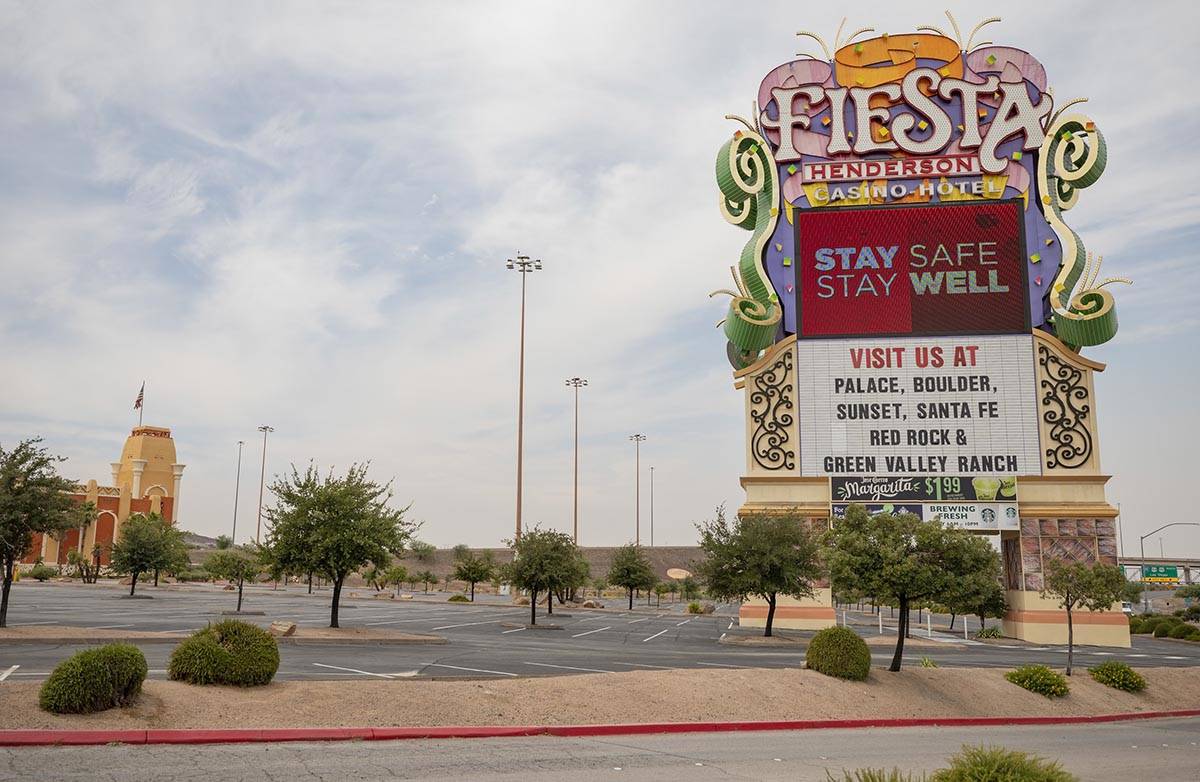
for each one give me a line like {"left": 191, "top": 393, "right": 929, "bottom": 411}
{"left": 39, "top": 643, "right": 147, "bottom": 714}
{"left": 1005, "top": 664, "right": 1069, "bottom": 698}
{"left": 1088, "top": 660, "right": 1146, "bottom": 693}
{"left": 28, "top": 563, "right": 57, "bottom": 582}
{"left": 805, "top": 626, "right": 871, "bottom": 681}
{"left": 1168, "top": 624, "right": 1194, "bottom": 639}
{"left": 448, "top": 594, "right": 470, "bottom": 603}
{"left": 168, "top": 620, "right": 279, "bottom": 687}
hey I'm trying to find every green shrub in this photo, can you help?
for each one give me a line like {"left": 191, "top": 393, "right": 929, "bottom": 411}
{"left": 805, "top": 626, "right": 871, "bottom": 681}
{"left": 827, "top": 771, "right": 918, "bottom": 782}
{"left": 931, "top": 745, "right": 1077, "bottom": 782}
{"left": 975, "top": 626, "right": 1003, "bottom": 639}
{"left": 1087, "top": 660, "right": 1146, "bottom": 693}
{"left": 39, "top": 643, "right": 147, "bottom": 714}
{"left": 1127, "top": 618, "right": 1144, "bottom": 634}
{"left": 1005, "top": 665, "right": 1069, "bottom": 698}
{"left": 686, "top": 601, "right": 703, "bottom": 614}
{"left": 1185, "top": 627, "right": 1200, "bottom": 642}
{"left": 168, "top": 619, "right": 279, "bottom": 687}
{"left": 28, "top": 563, "right": 57, "bottom": 582}
{"left": 919, "top": 656, "right": 938, "bottom": 668}
{"left": 1153, "top": 621, "right": 1181, "bottom": 638}
{"left": 1168, "top": 624, "right": 1194, "bottom": 639}
{"left": 448, "top": 594, "right": 470, "bottom": 603}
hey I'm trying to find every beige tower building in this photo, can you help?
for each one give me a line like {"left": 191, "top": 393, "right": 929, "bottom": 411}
{"left": 24, "top": 426, "right": 185, "bottom": 566}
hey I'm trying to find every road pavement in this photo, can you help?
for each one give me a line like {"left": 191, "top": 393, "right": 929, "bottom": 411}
{"left": 1, "top": 717, "right": 1197, "bottom": 780}
{"left": 2, "top": 582, "right": 1198, "bottom": 683}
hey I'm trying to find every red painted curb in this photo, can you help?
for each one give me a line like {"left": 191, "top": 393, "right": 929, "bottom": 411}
{"left": 4, "top": 709, "right": 1198, "bottom": 747}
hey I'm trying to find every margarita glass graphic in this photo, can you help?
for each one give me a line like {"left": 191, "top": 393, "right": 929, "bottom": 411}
{"left": 972, "top": 477, "right": 1002, "bottom": 500}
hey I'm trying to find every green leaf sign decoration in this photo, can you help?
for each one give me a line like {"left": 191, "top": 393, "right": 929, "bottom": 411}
{"left": 712, "top": 124, "right": 782, "bottom": 369}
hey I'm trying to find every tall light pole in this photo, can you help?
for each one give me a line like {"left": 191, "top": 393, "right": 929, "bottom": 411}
{"left": 629, "top": 434, "right": 646, "bottom": 545}
{"left": 508, "top": 252, "right": 542, "bottom": 541}
{"left": 565, "top": 377, "right": 587, "bottom": 544}
{"left": 231, "top": 440, "right": 244, "bottom": 544}
{"left": 1138, "top": 522, "right": 1200, "bottom": 611}
{"left": 649, "top": 465, "right": 655, "bottom": 548}
{"left": 255, "top": 425, "right": 274, "bottom": 544}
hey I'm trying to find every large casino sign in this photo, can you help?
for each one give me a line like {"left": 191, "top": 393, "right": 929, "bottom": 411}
{"left": 713, "top": 15, "right": 1126, "bottom": 486}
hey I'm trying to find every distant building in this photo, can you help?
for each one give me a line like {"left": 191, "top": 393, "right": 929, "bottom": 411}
{"left": 23, "top": 426, "right": 184, "bottom": 566}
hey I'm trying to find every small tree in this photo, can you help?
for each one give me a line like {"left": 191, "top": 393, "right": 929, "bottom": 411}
{"left": 214, "top": 535, "right": 233, "bottom": 550}
{"left": 1042, "top": 559, "right": 1125, "bottom": 676}
{"left": 942, "top": 545, "right": 1006, "bottom": 631}
{"left": 0, "top": 439, "right": 78, "bottom": 626}
{"left": 654, "top": 581, "right": 671, "bottom": 606}
{"left": 825, "top": 504, "right": 1000, "bottom": 671}
{"left": 607, "top": 543, "right": 656, "bottom": 610}
{"left": 592, "top": 577, "right": 608, "bottom": 598}
{"left": 503, "top": 528, "right": 579, "bottom": 625}
{"left": 205, "top": 546, "right": 262, "bottom": 612}
{"left": 266, "top": 463, "right": 415, "bottom": 628}
{"left": 695, "top": 509, "right": 822, "bottom": 637}
{"left": 362, "top": 563, "right": 389, "bottom": 591}
{"left": 385, "top": 564, "right": 409, "bottom": 596}
{"left": 679, "top": 575, "right": 700, "bottom": 601}
{"left": 451, "top": 543, "right": 470, "bottom": 561}
{"left": 453, "top": 552, "right": 495, "bottom": 602}
{"left": 109, "top": 513, "right": 175, "bottom": 596}
{"left": 155, "top": 525, "right": 189, "bottom": 586}
{"left": 417, "top": 569, "right": 436, "bottom": 593}
{"left": 1122, "top": 578, "right": 1144, "bottom": 606}
{"left": 408, "top": 540, "right": 436, "bottom": 562}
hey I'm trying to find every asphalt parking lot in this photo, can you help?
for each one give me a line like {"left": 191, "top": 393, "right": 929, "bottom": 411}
{"left": 2, "top": 582, "right": 1198, "bottom": 683}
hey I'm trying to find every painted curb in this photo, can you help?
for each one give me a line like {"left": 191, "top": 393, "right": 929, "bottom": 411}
{"left": 4, "top": 709, "right": 1198, "bottom": 747}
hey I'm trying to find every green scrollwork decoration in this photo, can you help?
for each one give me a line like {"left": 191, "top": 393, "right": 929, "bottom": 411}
{"left": 711, "top": 121, "right": 782, "bottom": 369}
{"left": 1037, "top": 111, "right": 1131, "bottom": 350}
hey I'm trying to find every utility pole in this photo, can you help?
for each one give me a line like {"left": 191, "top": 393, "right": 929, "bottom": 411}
{"left": 507, "top": 252, "right": 542, "bottom": 540}
{"left": 565, "top": 377, "right": 587, "bottom": 544}
{"left": 629, "top": 434, "right": 646, "bottom": 545}
{"left": 649, "top": 465, "right": 655, "bottom": 547}
{"left": 255, "top": 425, "right": 274, "bottom": 544}
{"left": 231, "top": 440, "right": 244, "bottom": 544}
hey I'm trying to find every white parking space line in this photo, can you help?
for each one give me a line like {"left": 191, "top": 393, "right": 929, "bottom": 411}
{"left": 425, "top": 663, "right": 517, "bottom": 677}
{"left": 431, "top": 619, "right": 509, "bottom": 630}
{"left": 312, "top": 663, "right": 395, "bottom": 679}
{"left": 627, "top": 617, "right": 651, "bottom": 624}
{"left": 0, "top": 665, "right": 19, "bottom": 682}
{"left": 612, "top": 661, "right": 674, "bottom": 670}
{"left": 571, "top": 626, "right": 611, "bottom": 638}
{"left": 696, "top": 661, "right": 745, "bottom": 668}
{"left": 642, "top": 629, "right": 670, "bottom": 643}
{"left": 1164, "top": 655, "right": 1187, "bottom": 660}
{"left": 1127, "top": 653, "right": 1149, "bottom": 658}
{"left": 676, "top": 618, "right": 693, "bottom": 627}
{"left": 13, "top": 621, "right": 57, "bottom": 626}
{"left": 728, "top": 621, "right": 734, "bottom": 629}
{"left": 365, "top": 617, "right": 452, "bottom": 626}
{"left": 524, "top": 662, "right": 612, "bottom": 674}
{"left": 501, "top": 627, "right": 526, "bottom": 634}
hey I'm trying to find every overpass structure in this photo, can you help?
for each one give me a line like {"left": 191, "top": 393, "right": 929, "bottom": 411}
{"left": 1118, "top": 557, "right": 1199, "bottom": 585}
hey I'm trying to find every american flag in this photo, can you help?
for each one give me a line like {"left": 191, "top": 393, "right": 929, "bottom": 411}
{"left": 134, "top": 382, "right": 144, "bottom": 410}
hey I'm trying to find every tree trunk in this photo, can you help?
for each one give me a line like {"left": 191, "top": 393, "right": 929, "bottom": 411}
{"left": 236, "top": 575, "right": 245, "bottom": 612}
{"left": 889, "top": 596, "right": 908, "bottom": 672}
{"left": 949, "top": 612, "right": 956, "bottom": 630}
{"left": 330, "top": 576, "right": 344, "bottom": 628}
{"left": 130, "top": 572, "right": 139, "bottom": 596}
{"left": 307, "top": 572, "right": 313, "bottom": 594}
{"left": 1065, "top": 605, "right": 1074, "bottom": 676}
{"left": 628, "top": 588, "right": 634, "bottom": 610}
{"left": 764, "top": 593, "right": 777, "bottom": 637}
{"left": 470, "top": 582, "right": 475, "bottom": 602}
{"left": 530, "top": 589, "right": 538, "bottom": 625}
{"left": 0, "top": 557, "right": 14, "bottom": 628}
{"left": 153, "top": 569, "right": 159, "bottom": 587}
{"left": 546, "top": 591, "right": 553, "bottom": 615}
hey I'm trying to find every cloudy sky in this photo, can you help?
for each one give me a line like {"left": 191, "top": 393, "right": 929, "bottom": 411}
{"left": 2, "top": 1, "right": 1197, "bottom": 556}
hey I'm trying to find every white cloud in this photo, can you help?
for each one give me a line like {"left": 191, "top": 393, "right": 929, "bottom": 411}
{"left": 1, "top": 0, "right": 1197, "bottom": 557}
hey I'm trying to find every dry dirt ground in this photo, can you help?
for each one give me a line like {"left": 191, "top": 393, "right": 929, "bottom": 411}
{"left": 2, "top": 667, "right": 1197, "bottom": 731}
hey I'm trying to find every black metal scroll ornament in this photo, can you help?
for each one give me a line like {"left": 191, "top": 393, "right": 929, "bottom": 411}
{"left": 749, "top": 349, "right": 795, "bottom": 470}
{"left": 1038, "top": 344, "right": 1093, "bottom": 469}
